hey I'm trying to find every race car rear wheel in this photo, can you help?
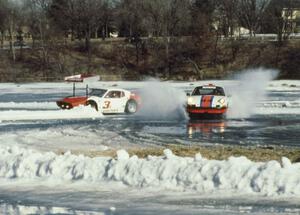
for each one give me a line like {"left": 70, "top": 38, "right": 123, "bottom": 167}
{"left": 86, "top": 100, "right": 98, "bottom": 111}
{"left": 125, "top": 99, "right": 137, "bottom": 114}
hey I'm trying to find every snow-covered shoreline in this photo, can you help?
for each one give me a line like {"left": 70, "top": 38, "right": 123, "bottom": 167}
{"left": 0, "top": 146, "right": 299, "bottom": 197}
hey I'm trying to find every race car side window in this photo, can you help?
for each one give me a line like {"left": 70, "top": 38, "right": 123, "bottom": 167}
{"left": 90, "top": 89, "right": 107, "bottom": 97}
{"left": 215, "top": 87, "right": 225, "bottom": 96}
{"left": 105, "top": 91, "right": 121, "bottom": 98}
{"left": 192, "top": 88, "right": 201, "bottom": 95}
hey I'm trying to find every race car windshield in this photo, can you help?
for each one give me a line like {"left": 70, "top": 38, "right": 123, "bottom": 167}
{"left": 192, "top": 87, "right": 225, "bottom": 96}
{"left": 89, "top": 89, "right": 107, "bottom": 97}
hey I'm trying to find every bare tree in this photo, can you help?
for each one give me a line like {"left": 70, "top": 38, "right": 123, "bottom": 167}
{"left": 23, "top": 0, "right": 53, "bottom": 79}
{"left": 7, "top": 0, "right": 22, "bottom": 62}
{"left": 99, "top": 0, "right": 115, "bottom": 40}
{"left": 216, "top": 0, "right": 239, "bottom": 37}
{"left": 278, "top": 0, "right": 296, "bottom": 42}
{"left": 116, "top": 0, "right": 145, "bottom": 38}
{"left": 190, "top": 0, "right": 218, "bottom": 68}
{"left": 144, "top": 0, "right": 191, "bottom": 73}
{"left": 237, "top": 0, "right": 271, "bottom": 36}
{"left": 0, "top": 0, "right": 8, "bottom": 49}
{"left": 50, "top": 0, "right": 104, "bottom": 51}
{"left": 116, "top": 0, "right": 146, "bottom": 65}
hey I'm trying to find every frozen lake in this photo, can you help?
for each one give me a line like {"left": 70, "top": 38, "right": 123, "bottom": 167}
{"left": 0, "top": 78, "right": 300, "bottom": 214}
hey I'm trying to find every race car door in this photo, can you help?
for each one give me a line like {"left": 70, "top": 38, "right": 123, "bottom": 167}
{"left": 102, "top": 90, "right": 127, "bottom": 113}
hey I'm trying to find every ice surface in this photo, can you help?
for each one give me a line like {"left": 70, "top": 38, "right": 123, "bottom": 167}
{"left": 0, "top": 125, "right": 135, "bottom": 152}
{"left": 0, "top": 106, "right": 102, "bottom": 121}
{"left": 0, "top": 146, "right": 299, "bottom": 197}
{"left": 254, "top": 107, "right": 300, "bottom": 115}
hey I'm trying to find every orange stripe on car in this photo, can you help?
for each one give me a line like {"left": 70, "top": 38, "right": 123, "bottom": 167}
{"left": 201, "top": 96, "right": 213, "bottom": 108}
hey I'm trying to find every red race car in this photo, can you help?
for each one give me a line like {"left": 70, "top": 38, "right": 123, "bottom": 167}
{"left": 56, "top": 74, "right": 95, "bottom": 109}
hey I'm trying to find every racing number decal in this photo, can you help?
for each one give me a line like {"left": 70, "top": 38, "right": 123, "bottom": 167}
{"left": 103, "top": 101, "right": 111, "bottom": 109}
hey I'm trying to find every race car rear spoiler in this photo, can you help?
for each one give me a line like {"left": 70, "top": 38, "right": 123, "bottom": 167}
{"left": 64, "top": 74, "right": 100, "bottom": 97}
{"left": 64, "top": 74, "right": 100, "bottom": 83}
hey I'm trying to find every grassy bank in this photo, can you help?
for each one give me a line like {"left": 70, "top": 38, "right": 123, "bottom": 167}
{"left": 62, "top": 145, "right": 300, "bottom": 163}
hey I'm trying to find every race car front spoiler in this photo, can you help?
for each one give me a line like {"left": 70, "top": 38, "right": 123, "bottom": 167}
{"left": 187, "top": 106, "right": 227, "bottom": 114}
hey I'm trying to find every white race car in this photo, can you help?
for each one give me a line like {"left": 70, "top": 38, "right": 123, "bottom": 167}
{"left": 187, "top": 84, "right": 229, "bottom": 118}
{"left": 86, "top": 88, "right": 140, "bottom": 114}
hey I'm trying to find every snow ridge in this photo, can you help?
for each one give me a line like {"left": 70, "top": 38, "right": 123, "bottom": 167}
{"left": 0, "top": 106, "right": 102, "bottom": 121}
{"left": 0, "top": 102, "right": 58, "bottom": 110}
{"left": 0, "top": 146, "right": 300, "bottom": 197}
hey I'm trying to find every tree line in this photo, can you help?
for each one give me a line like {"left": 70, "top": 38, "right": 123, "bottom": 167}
{"left": 0, "top": 0, "right": 299, "bottom": 80}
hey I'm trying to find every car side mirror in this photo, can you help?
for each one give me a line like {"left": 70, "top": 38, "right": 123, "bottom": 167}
{"left": 186, "top": 93, "right": 190, "bottom": 96}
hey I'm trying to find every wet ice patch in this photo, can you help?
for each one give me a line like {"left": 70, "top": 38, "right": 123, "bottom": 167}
{"left": 142, "top": 126, "right": 186, "bottom": 135}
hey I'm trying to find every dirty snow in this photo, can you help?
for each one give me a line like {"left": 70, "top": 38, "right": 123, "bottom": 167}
{"left": 0, "top": 146, "right": 299, "bottom": 197}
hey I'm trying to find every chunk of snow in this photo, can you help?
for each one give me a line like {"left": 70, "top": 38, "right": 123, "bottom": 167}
{"left": 117, "top": 150, "right": 129, "bottom": 160}
{"left": 282, "top": 157, "right": 292, "bottom": 168}
{"left": 110, "top": 207, "right": 116, "bottom": 211}
{"left": 163, "top": 149, "right": 175, "bottom": 159}
{"left": 194, "top": 153, "right": 202, "bottom": 161}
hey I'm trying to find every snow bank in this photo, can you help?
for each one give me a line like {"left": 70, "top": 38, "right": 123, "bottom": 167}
{"left": 0, "top": 102, "right": 58, "bottom": 110}
{"left": 0, "top": 106, "right": 102, "bottom": 121}
{"left": 1, "top": 146, "right": 300, "bottom": 197}
{"left": 0, "top": 204, "right": 103, "bottom": 215}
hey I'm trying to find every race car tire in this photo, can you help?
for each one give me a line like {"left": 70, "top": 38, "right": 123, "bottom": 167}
{"left": 125, "top": 99, "right": 137, "bottom": 114}
{"left": 86, "top": 100, "right": 98, "bottom": 111}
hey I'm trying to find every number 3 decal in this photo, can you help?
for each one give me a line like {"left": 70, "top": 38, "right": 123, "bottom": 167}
{"left": 103, "top": 101, "right": 111, "bottom": 109}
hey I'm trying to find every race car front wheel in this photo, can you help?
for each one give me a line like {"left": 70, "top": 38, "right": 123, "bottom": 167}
{"left": 125, "top": 100, "right": 137, "bottom": 114}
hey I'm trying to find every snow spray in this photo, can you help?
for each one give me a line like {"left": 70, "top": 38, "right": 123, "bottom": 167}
{"left": 226, "top": 68, "right": 279, "bottom": 119}
{"left": 137, "top": 79, "right": 188, "bottom": 120}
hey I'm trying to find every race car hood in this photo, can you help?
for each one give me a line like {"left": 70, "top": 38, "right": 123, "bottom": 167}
{"left": 188, "top": 95, "right": 228, "bottom": 108}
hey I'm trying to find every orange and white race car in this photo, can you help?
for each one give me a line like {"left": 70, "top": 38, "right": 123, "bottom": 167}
{"left": 186, "top": 84, "right": 228, "bottom": 118}
{"left": 57, "top": 88, "right": 141, "bottom": 115}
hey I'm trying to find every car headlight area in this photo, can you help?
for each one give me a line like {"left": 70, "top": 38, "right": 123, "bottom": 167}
{"left": 188, "top": 97, "right": 195, "bottom": 105}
